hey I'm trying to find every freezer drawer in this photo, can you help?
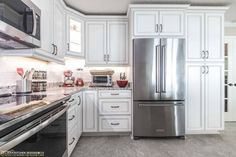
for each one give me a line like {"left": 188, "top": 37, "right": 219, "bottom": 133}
{"left": 133, "top": 101, "right": 185, "bottom": 137}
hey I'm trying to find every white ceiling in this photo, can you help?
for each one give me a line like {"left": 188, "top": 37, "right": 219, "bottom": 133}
{"left": 64, "top": 0, "right": 236, "bottom": 22}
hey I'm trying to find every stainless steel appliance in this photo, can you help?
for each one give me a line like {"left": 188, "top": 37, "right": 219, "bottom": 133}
{"left": 91, "top": 75, "right": 113, "bottom": 87}
{"left": 0, "top": 0, "right": 41, "bottom": 49}
{"left": 0, "top": 95, "right": 70, "bottom": 157}
{"left": 133, "top": 38, "right": 185, "bottom": 138}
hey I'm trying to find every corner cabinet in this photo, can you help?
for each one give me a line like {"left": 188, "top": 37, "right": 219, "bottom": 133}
{"left": 85, "top": 20, "right": 128, "bottom": 66}
{"left": 186, "top": 12, "right": 224, "bottom": 62}
{"left": 186, "top": 63, "right": 224, "bottom": 133}
{"left": 66, "top": 13, "right": 84, "bottom": 57}
{"left": 133, "top": 10, "right": 184, "bottom": 36}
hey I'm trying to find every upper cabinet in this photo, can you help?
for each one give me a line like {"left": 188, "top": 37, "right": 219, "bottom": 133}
{"left": 53, "top": 0, "right": 66, "bottom": 58}
{"left": 133, "top": 10, "right": 184, "bottom": 36}
{"left": 85, "top": 20, "right": 128, "bottom": 66}
{"left": 186, "top": 12, "right": 224, "bottom": 62}
{"left": 66, "top": 14, "right": 84, "bottom": 57}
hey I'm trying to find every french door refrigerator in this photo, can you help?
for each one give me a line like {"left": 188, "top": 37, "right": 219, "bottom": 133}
{"left": 133, "top": 38, "right": 185, "bottom": 138}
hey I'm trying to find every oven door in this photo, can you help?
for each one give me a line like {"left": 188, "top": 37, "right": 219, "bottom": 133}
{"left": 0, "top": 105, "right": 69, "bottom": 157}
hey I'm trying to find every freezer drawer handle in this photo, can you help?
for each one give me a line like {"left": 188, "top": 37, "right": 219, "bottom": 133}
{"left": 110, "top": 93, "right": 119, "bottom": 96}
{"left": 111, "top": 106, "right": 120, "bottom": 108}
{"left": 139, "top": 103, "right": 183, "bottom": 107}
{"left": 111, "top": 123, "right": 120, "bottom": 126}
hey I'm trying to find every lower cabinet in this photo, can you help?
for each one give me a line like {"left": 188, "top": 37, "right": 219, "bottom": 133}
{"left": 83, "top": 90, "right": 132, "bottom": 133}
{"left": 83, "top": 90, "right": 98, "bottom": 132}
{"left": 67, "top": 92, "right": 83, "bottom": 157}
{"left": 186, "top": 63, "right": 224, "bottom": 133}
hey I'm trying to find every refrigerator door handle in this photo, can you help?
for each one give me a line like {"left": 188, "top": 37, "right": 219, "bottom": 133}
{"left": 161, "top": 45, "right": 166, "bottom": 93}
{"left": 156, "top": 45, "right": 161, "bottom": 93}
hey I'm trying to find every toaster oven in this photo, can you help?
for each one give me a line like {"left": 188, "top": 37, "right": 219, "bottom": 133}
{"left": 91, "top": 75, "right": 112, "bottom": 87}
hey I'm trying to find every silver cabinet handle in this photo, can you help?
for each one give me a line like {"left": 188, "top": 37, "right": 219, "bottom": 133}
{"left": 111, "top": 123, "right": 120, "bottom": 126}
{"left": 69, "top": 115, "right": 75, "bottom": 121}
{"left": 205, "top": 66, "right": 209, "bottom": 74}
{"left": 205, "top": 51, "right": 209, "bottom": 59}
{"left": 67, "top": 43, "right": 70, "bottom": 51}
{"left": 111, "top": 106, "right": 120, "bottom": 109}
{"left": 201, "top": 51, "right": 205, "bottom": 59}
{"left": 155, "top": 24, "right": 159, "bottom": 32}
{"left": 69, "top": 137, "right": 75, "bottom": 145}
{"left": 69, "top": 98, "right": 75, "bottom": 103}
{"left": 104, "top": 54, "right": 107, "bottom": 61}
{"left": 52, "top": 44, "right": 56, "bottom": 55}
{"left": 160, "top": 24, "right": 163, "bottom": 32}
{"left": 201, "top": 66, "right": 206, "bottom": 74}
{"left": 107, "top": 54, "right": 110, "bottom": 61}
{"left": 55, "top": 45, "right": 58, "bottom": 55}
{"left": 78, "top": 96, "right": 81, "bottom": 106}
{"left": 110, "top": 93, "right": 119, "bottom": 96}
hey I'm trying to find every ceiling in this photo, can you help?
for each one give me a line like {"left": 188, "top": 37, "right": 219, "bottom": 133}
{"left": 64, "top": 0, "right": 236, "bottom": 22}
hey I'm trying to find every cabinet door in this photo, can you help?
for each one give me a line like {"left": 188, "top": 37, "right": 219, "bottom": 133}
{"left": 205, "top": 13, "right": 224, "bottom": 62}
{"left": 76, "top": 92, "right": 83, "bottom": 138}
{"left": 205, "top": 64, "right": 224, "bottom": 130}
{"left": 186, "top": 13, "right": 205, "bottom": 62}
{"left": 186, "top": 64, "right": 205, "bottom": 132}
{"left": 86, "top": 21, "right": 107, "bottom": 65}
{"left": 159, "top": 11, "right": 184, "bottom": 36}
{"left": 83, "top": 91, "right": 98, "bottom": 132}
{"left": 66, "top": 14, "right": 84, "bottom": 57}
{"left": 31, "top": 0, "right": 54, "bottom": 54}
{"left": 134, "top": 11, "right": 158, "bottom": 36}
{"left": 53, "top": 0, "right": 66, "bottom": 58}
{"left": 107, "top": 21, "right": 128, "bottom": 65}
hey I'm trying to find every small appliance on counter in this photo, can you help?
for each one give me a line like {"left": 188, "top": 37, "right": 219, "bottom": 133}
{"left": 90, "top": 69, "right": 114, "bottom": 87}
{"left": 63, "top": 70, "right": 75, "bottom": 87}
{"left": 117, "top": 72, "right": 128, "bottom": 88}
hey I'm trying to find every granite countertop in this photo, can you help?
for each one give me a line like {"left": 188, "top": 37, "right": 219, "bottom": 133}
{"left": 0, "top": 84, "right": 132, "bottom": 126}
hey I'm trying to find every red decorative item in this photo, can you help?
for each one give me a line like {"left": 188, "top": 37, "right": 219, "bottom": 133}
{"left": 117, "top": 80, "right": 128, "bottom": 88}
{"left": 76, "top": 78, "right": 84, "bottom": 87}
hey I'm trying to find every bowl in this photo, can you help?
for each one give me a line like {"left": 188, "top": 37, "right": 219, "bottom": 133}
{"left": 117, "top": 80, "right": 128, "bottom": 88}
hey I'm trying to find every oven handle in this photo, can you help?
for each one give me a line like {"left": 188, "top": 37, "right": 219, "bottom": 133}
{"left": 0, "top": 104, "right": 70, "bottom": 152}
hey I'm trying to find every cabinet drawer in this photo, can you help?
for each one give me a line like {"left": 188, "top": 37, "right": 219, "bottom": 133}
{"left": 68, "top": 127, "right": 78, "bottom": 157}
{"left": 67, "top": 105, "right": 77, "bottom": 130}
{"left": 99, "top": 90, "right": 131, "bottom": 98}
{"left": 99, "top": 99, "right": 131, "bottom": 115}
{"left": 99, "top": 116, "right": 131, "bottom": 132}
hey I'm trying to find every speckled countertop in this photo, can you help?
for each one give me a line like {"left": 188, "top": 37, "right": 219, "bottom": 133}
{"left": 0, "top": 84, "right": 132, "bottom": 125}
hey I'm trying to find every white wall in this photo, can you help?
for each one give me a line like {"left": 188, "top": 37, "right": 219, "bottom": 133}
{"left": 0, "top": 56, "right": 131, "bottom": 87}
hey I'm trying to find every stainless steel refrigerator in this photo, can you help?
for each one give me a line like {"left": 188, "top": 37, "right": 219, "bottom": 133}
{"left": 133, "top": 38, "right": 185, "bottom": 138}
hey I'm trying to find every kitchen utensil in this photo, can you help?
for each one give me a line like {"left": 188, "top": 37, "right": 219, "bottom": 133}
{"left": 117, "top": 80, "right": 128, "bottom": 88}
{"left": 17, "top": 68, "right": 24, "bottom": 78}
{"left": 23, "top": 70, "right": 29, "bottom": 79}
{"left": 28, "top": 68, "right": 35, "bottom": 80}
{"left": 120, "top": 72, "right": 127, "bottom": 80}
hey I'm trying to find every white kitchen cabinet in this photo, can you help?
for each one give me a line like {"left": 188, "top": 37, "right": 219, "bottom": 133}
{"left": 31, "top": 0, "right": 54, "bottom": 55}
{"left": 83, "top": 90, "right": 98, "bottom": 132}
{"left": 205, "top": 13, "right": 224, "bottom": 62}
{"left": 186, "top": 12, "right": 224, "bottom": 62}
{"left": 186, "top": 13, "right": 205, "bottom": 62}
{"left": 99, "top": 99, "right": 131, "bottom": 115}
{"left": 107, "top": 21, "right": 128, "bottom": 64}
{"left": 86, "top": 21, "right": 107, "bottom": 65}
{"left": 66, "top": 14, "right": 84, "bottom": 57}
{"left": 53, "top": 0, "right": 66, "bottom": 58}
{"left": 159, "top": 11, "right": 184, "bottom": 36}
{"left": 205, "top": 64, "right": 224, "bottom": 130}
{"left": 186, "top": 63, "right": 224, "bottom": 133}
{"left": 85, "top": 20, "right": 128, "bottom": 66}
{"left": 134, "top": 11, "right": 158, "bottom": 36}
{"left": 133, "top": 10, "right": 184, "bottom": 36}
{"left": 99, "top": 116, "right": 131, "bottom": 132}
{"left": 76, "top": 92, "right": 83, "bottom": 138}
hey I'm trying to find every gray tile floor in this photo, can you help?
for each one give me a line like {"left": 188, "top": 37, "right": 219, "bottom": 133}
{"left": 71, "top": 122, "right": 236, "bottom": 157}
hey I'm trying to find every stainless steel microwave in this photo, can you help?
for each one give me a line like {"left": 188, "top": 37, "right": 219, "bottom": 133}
{"left": 0, "top": 0, "right": 41, "bottom": 49}
{"left": 91, "top": 75, "right": 113, "bottom": 87}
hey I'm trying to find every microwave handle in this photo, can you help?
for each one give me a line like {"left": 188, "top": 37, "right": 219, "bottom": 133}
{"left": 31, "top": 9, "right": 37, "bottom": 36}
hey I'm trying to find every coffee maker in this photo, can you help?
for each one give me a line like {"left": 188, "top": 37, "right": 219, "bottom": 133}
{"left": 64, "top": 70, "right": 75, "bottom": 87}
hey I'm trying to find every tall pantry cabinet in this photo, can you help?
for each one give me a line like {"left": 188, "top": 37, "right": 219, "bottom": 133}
{"left": 185, "top": 8, "right": 225, "bottom": 134}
